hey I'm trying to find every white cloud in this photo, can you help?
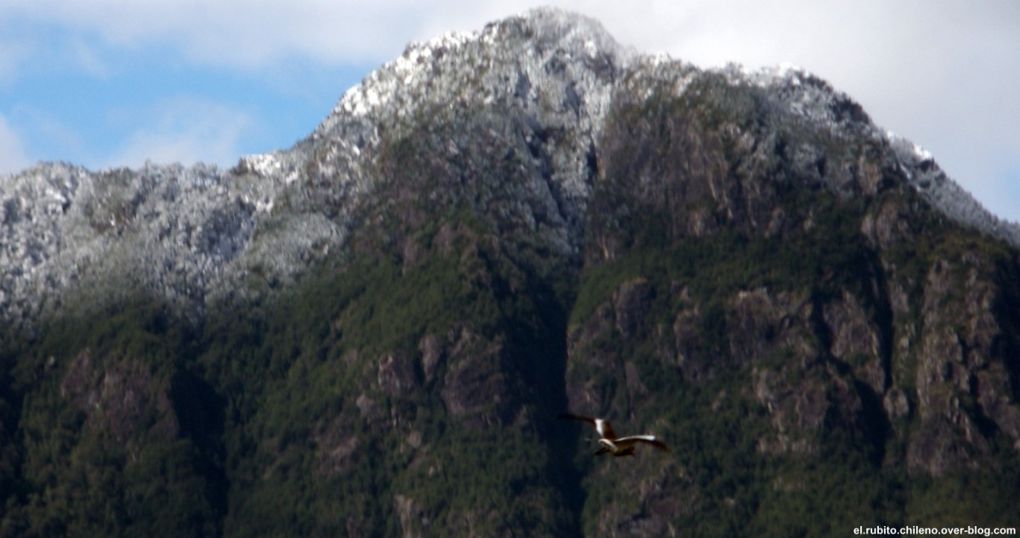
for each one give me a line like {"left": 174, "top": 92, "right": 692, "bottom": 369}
{"left": 105, "top": 98, "right": 254, "bottom": 169}
{"left": 13, "top": 107, "right": 86, "bottom": 160}
{"left": 0, "top": 115, "right": 31, "bottom": 175}
{"left": 4, "top": 0, "right": 420, "bottom": 68}
{"left": 67, "top": 38, "right": 111, "bottom": 78}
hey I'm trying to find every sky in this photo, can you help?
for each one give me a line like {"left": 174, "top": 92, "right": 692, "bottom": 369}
{"left": 1, "top": 1, "right": 1017, "bottom": 223}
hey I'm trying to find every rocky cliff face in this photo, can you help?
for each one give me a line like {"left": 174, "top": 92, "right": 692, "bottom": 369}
{"left": 1, "top": 8, "right": 1018, "bottom": 537}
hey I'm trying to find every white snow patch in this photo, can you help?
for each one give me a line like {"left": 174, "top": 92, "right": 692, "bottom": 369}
{"left": 734, "top": 62, "right": 806, "bottom": 88}
{"left": 255, "top": 197, "right": 274, "bottom": 213}
{"left": 242, "top": 154, "right": 281, "bottom": 177}
{"left": 912, "top": 142, "right": 932, "bottom": 161}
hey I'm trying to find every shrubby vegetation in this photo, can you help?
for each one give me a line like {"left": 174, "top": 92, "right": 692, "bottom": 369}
{"left": 2, "top": 53, "right": 1019, "bottom": 538}
{"left": 0, "top": 195, "right": 583, "bottom": 536}
{"left": 2, "top": 210, "right": 1018, "bottom": 537}
{"left": 566, "top": 232, "right": 1020, "bottom": 537}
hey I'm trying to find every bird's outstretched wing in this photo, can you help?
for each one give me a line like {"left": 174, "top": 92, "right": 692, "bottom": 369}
{"left": 615, "top": 435, "right": 670, "bottom": 452}
{"left": 558, "top": 413, "right": 616, "bottom": 439}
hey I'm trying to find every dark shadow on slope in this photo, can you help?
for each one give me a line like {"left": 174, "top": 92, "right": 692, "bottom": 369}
{"left": 170, "top": 369, "right": 229, "bottom": 529}
{"left": 0, "top": 336, "right": 25, "bottom": 527}
{"left": 490, "top": 248, "right": 586, "bottom": 536}
{"left": 530, "top": 287, "right": 586, "bottom": 538}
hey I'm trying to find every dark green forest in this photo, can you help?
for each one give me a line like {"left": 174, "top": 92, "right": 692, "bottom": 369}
{"left": 2, "top": 181, "right": 1019, "bottom": 536}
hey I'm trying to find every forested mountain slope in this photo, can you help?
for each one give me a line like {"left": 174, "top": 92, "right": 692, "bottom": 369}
{"left": 1, "top": 8, "right": 1018, "bottom": 537}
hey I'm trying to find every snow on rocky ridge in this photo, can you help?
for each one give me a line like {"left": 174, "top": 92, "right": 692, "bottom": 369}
{"left": 726, "top": 62, "right": 1019, "bottom": 246}
{"left": 1, "top": 7, "right": 1016, "bottom": 330}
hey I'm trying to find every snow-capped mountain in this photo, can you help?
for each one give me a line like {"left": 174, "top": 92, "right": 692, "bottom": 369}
{"left": 1, "top": 9, "right": 1015, "bottom": 332}
{"left": 3, "top": 9, "right": 1020, "bottom": 536}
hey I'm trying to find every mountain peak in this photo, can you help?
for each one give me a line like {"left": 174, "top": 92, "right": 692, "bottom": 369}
{"left": 514, "top": 6, "right": 626, "bottom": 56}
{"left": 314, "top": 8, "right": 625, "bottom": 139}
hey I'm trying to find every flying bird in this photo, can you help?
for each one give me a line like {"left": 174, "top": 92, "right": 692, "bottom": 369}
{"left": 559, "top": 413, "right": 669, "bottom": 457}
